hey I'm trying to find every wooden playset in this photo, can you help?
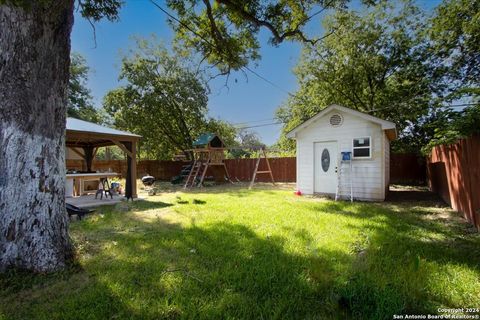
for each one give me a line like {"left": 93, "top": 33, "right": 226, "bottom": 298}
{"left": 183, "top": 133, "right": 275, "bottom": 189}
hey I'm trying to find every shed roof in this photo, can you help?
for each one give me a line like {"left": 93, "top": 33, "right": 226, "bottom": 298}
{"left": 286, "top": 104, "right": 397, "bottom": 140}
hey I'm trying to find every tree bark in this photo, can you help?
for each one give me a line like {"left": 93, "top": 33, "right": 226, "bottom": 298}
{"left": 0, "top": 1, "right": 74, "bottom": 272}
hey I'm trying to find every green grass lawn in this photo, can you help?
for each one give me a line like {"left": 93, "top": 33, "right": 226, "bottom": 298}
{"left": 1, "top": 185, "right": 479, "bottom": 319}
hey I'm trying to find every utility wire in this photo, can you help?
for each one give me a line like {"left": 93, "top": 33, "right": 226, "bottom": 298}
{"left": 446, "top": 103, "right": 478, "bottom": 108}
{"left": 149, "top": 0, "right": 301, "bottom": 130}
{"left": 149, "top": 0, "right": 301, "bottom": 98}
{"left": 365, "top": 102, "right": 478, "bottom": 113}
{"left": 235, "top": 122, "right": 283, "bottom": 130}
{"left": 243, "top": 66, "right": 293, "bottom": 96}
{"left": 232, "top": 118, "right": 278, "bottom": 126}
{"left": 149, "top": 1, "right": 477, "bottom": 125}
{"left": 234, "top": 101, "right": 477, "bottom": 130}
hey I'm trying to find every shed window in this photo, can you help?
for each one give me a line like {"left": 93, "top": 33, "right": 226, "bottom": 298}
{"left": 353, "top": 137, "right": 371, "bottom": 158}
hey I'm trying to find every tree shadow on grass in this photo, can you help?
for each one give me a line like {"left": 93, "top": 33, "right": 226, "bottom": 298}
{"left": 126, "top": 199, "right": 173, "bottom": 212}
{"left": 386, "top": 189, "right": 444, "bottom": 203}
{"left": 0, "top": 261, "right": 141, "bottom": 320}
{"left": 154, "top": 181, "right": 280, "bottom": 198}
{"left": 310, "top": 201, "right": 480, "bottom": 319}
{"left": 66, "top": 200, "right": 175, "bottom": 243}
{"left": 83, "top": 200, "right": 173, "bottom": 217}
{"left": 89, "top": 220, "right": 352, "bottom": 319}
{"left": 0, "top": 217, "right": 352, "bottom": 319}
{"left": 2, "top": 198, "right": 479, "bottom": 320}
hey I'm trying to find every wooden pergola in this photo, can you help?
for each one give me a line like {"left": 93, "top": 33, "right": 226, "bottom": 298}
{"left": 66, "top": 118, "right": 141, "bottom": 198}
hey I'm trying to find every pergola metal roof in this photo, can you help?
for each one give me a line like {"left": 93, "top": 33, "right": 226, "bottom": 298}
{"left": 66, "top": 118, "right": 141, "bottom": 148}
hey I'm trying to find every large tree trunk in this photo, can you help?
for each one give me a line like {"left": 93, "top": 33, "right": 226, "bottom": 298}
{"left": 0, "top": 1, "right": 74, "bottom": 272}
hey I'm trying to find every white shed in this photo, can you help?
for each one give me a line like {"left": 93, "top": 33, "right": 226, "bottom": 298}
{"left": 286, "top": 104, "right": 397, "bottom": 201}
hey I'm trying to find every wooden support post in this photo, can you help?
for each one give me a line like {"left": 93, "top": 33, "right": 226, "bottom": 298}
{"left": 111, "top": 139, "right": 134, "bottom": 158}
{"left": 223, "top": 163, "right": 234, "bottom": 184}
{"left": 82, "top": 146, "right": 94, "bottom": 172}
{"left": 92, "top": 147, "right": 99, "bottom": 159}
{"left": 184, "top": 159, "right": 197, "bottom": 189}
{"left": 124, "top": 142, "right": 132, "bottom": 200}
{"left": 249, "top": 147, "right": 275, "bottom": 189}
{"left": 122, "top": 140, "right": 137, "bottom": 199}
{"left": 70, "top": 147, "right": 85, "bottom": 159}
{"left": 263, "top": 148, "right": 275, "bottom": 185}
{"left": 69, "top": 147, "right": 87, "bottom": 171}
{"left": 131, "top": 140, "right": 137, "bottom": 198}
{"left": 74, "top": 178, "right": 80, "bottom": 196}
{"left": 249, "top": 157, "right": 261, "bottom": 189}
{"left": 198, "top": 158, "right": 210, "bottom": 187}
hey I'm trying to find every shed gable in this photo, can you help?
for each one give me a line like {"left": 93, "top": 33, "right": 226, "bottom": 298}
{"left": 286, "top": 104, "right": 396, "bottom": 140}
{"left": 296, "top": 109, "right": 382, "bottom": 140}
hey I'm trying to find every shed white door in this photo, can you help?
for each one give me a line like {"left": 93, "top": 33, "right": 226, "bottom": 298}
{"left": 314, "top": 141, "right": 338, "bottom": 194}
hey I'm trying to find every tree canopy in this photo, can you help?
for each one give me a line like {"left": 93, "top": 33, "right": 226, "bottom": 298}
{"left": 72, "top": 0, "right": 358, "bottom": 76}
{"left": 161, "top": 0, "right": 354, "bottom": 75}
{"left": 227, "top": 129, "right": 265, "bottom": 158}
{"left": 276, "top": 1, "right": 439, "bottom": 152}
{"left": 68, "top": 52, "right": 104, "bottom": 123}
{"left": 421, "top": 0, "right": 480, "bottom": 151}
{"left": 429, "top": 0, "right": 480, "bottom": 100}
{"left": 103, "top": 38, "right": 237, "bottom": 160}
{"left": 84, "top": 0, "right": 478, "bottom": 153}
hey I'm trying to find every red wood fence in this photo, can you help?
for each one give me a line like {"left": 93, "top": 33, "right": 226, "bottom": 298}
{"left": 67, "top": 157, "right": 298, "bottom": 183}
{"left": 390, "top": 153, "right": 426, "bottom": 184}
{"left": 224, "top": 157, "right": 296, "bottom": 182}
{"left": 68, "top": 154, "right": 424, "bottom": 184}
{"left": 66, "top": 159, "right": 185, "bottom": 181}
{"left": 427, "top": 135, "right": 480, "bottom": 229}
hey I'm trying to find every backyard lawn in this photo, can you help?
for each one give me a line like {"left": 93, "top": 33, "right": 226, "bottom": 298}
{"left": 1, "top": 185, "right": 479, "bottom": 319}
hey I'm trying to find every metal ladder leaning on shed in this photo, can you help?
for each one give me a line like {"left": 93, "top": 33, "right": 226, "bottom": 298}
{"left": 335, "top": 152, "right": 353, "bottom": 202}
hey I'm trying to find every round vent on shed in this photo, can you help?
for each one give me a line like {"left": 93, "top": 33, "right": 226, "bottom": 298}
{"left": 329, "top": 113, "right": 343, "bottom": 126}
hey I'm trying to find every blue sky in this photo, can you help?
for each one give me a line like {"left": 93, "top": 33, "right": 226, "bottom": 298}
{"left": 71, "top": 0, "right": 441, "bottom": 145}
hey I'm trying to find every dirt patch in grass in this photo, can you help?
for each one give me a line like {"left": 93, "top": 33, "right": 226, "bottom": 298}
{"left": 387, "top": 184, "right": 444, "bottom": 203}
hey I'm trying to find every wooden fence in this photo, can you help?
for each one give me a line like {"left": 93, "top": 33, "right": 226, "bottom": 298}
{"left": 224, "top": 157, "right": 296, "bottom": 182}
{"left": 390, "top": 153, "right": 426, "bottom": 184}
{"left": 67, "top": 157, "right": 297, "bottom": 183}
{"left": 66, "top": 159, "right": 185, "bottom": 181}
{"left": 68, "top": 154, "right": 424, "bottom": 184}
{"left": 427, "top": 135, "right": 480, "bottom": 229}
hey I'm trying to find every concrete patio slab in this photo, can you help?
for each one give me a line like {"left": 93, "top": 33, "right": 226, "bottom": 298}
{"left": 66, "top": 194, "right": 143, "bottom": 208}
